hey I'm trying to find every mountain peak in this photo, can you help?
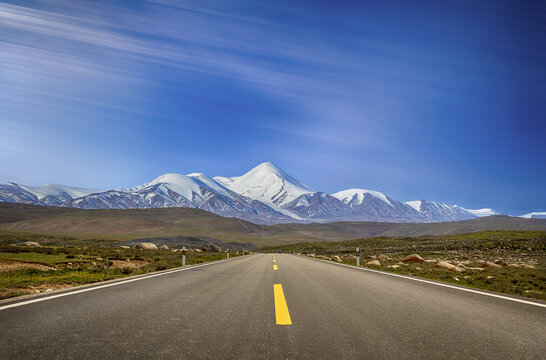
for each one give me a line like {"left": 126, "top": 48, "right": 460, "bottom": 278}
{"left": 332, "top": 188, "right": 393, "bottom": 207}
{"left": 216, "top": 162, "right": 314, "bottom": 209}
{"left": 249, "top": 161, "right": 286, "bottom": 176}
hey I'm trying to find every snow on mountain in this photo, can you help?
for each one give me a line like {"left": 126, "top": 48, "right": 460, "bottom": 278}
{"left": 404, "top": 200, "right": 475, "bottom": 222}
{"left": 463, "top": 208, "right": 499, "bottom": 217}
{"left": 214, "top": 162, "right": 314, "bottom": 218}
{"left": 0, "top": 182, "right": 101, "bottom": 206}
{"left": 282, "top": 192, "right": 349, "bottom": 220}
{"left": 405, "top": 200, "right": 423, "bottom": 212}
{"left": 328, "top": 189, "right": 425, "bottom": 222}
{"left": 332, "top": 188, "right": 393, "bottom": 207}
{"left": 61, "top": 172, "right": 291, "bottom": 224}
{"left": 131, "top": 173, "right": 235, "bottom": 204}
{"left": 212, "top": 176, "right": 237, "bottom": 187}
{"left": 0, "top": 183, "right": 38, "bottom": 204}
{"left": 0, "top": 162, "right": 516, "bottom": 224}
{"left": 519, "top": 212, "right": 546, "bottom": 219}
{"left": 18, "top": 184, "right": 101, "bottom": 199}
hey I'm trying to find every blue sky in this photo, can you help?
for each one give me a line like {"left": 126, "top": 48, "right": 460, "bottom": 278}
{"left": 1, "top": 0, "right": 544, "bottom": 215}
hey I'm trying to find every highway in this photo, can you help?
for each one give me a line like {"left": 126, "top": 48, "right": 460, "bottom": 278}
{"left": 1, "top": 254, "right": 545, "bottom": 359}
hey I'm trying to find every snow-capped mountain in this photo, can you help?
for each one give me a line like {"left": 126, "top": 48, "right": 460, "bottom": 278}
{"left": 520, "top": 212, "right": 546, "bottom": 219}
{"left": 463, "top": 208, "right": 500, "bottom": 217}
{"left": 19, "top": 183, "right": 101, "bottom": 199}
{"left": 0, "top": 183, "right": 101, "bottom": 207}
{"left": 63, "top": 172, "right": 291, "bottom": 224}
{"left": 405, "top": 200, "right": 475, "bottom": 222}
{"left": 332, "top": 189, "right": 425, "bottom": 222}
{"left": 0, "top": 162, "right": 508, "bottom": 224}
{"left": 214, "top": 162, "right": 314, "bottom": 218}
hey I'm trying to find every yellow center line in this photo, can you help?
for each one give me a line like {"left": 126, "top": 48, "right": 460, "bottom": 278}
{"left": 273, "top": 259, "right": 276, "bottom": 262}
{"left": 273, "top": 284, "right": 292, "bottom": 325}
{"left": 273, "top": 264, "right": 278, "bottom": 270}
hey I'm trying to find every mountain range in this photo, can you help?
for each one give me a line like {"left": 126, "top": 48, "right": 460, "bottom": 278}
{"left": 0, "top": 162, "right": 539, "bottom": 224}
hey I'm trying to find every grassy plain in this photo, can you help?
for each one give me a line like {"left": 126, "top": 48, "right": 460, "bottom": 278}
{"left": 0, "top": 244, "right": 237, "bottom": 300}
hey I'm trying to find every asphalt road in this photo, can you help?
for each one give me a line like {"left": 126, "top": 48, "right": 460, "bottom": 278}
{"left": 1, "top": 254, "right": 545, "bottom": 359}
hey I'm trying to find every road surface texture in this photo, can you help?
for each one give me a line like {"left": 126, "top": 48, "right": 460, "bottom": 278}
{"left": 1, "top": 254, "right": 545, "bottom": 359}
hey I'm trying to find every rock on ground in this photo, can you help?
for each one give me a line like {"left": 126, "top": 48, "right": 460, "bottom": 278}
{"left": 482, "top": 262, "right": 502, "bottom": 269}
{"left": 402, "top": 254, "right": 424, "bottom": 263}
{"left": 135, "top": 242, "right": 158, "bottom": 250}
{"left": 436, "top": 261, "right": 464, "bottom": 272}
{"left": 159, "top": 245, "right": 169, "bottom": 250}
{"left": 377, "top": 254, "right": 393, "bottom": 261}
{"left": 202, "top": 244, "right": 222, "bottom": 252}
{"left": 365, "top": 260, "right": 381, "bottom": 267}
{"left": 20, "top": 241, "right": 40, "bottom": 247}
{"left": 331, "top": 256, "right": 342, "bottom": 262}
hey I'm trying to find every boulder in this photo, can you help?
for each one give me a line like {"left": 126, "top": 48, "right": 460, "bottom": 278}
{"left": 482, "top": 261, "right": 502, "bottom": 269}
{"left": 423, "top": 259, "right": 437, "bottom": 263}
{"left": 377, "top": 254, "right": 393, "bottom": 261}
{"left": 402, "top": 254, "right": 424, "bottom": 263}
{"left": 388, "top": 264, "right": 400, "bottom": 269}
{"left": 523, "top": 264, "right": 536, "bottom": 269}
{"left": 364, "top": 260, "right": 381, "bottom": 267}
{"left": 365, "top": 255, "right": 377, "bottom": 260}
{"left": 118, "top": 246, "right": 130, "bottom": 249}
{"left": 331, "top": 256, "right": 342, "bottom": 262}
{"left": 202, "top": 244, "right": 222, "bottom": 252}
{"left": 21, "top": 241, "right": 40, "bottom": 247}
{"left": 159, "top": 245, "right": 169, "bottom": 250}
{"left": 436, "top": 261, "right": 464, "bottom": 272}
{"left": 135, "top": 242, "right": 158, "bottom": 250}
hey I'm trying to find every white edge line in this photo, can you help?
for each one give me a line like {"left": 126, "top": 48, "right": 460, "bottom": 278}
{"left": 296, "top": 255, "right": 546, "bottom": 309}
{"left": 0, "top": 256, "right": 245, "bottom": 311}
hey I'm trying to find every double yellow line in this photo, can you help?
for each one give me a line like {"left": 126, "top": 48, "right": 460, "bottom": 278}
{"left": 272, "top": 254, "right": 291, "bottom": 325}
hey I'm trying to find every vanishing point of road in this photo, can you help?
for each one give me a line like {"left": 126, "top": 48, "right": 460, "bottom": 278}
{"left": 1, "top": 254, "right": 545, "bottom": 359}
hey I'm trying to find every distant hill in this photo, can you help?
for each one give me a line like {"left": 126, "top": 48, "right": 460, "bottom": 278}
{"left": 1, "top": 203, "right": 545, "bottom": 246}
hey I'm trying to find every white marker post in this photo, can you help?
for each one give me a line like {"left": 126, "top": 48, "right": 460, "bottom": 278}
{"left": 356, "top": 247, "right": 360, "bottom": 267}
{"left": 227, "top": 250, "right": 229, "bottom": 259}
{"left": 313, "top": 249, "right": 316, "bottom": 258}
{"left": 182, "top": 246, "right": 187, "bottom": 267}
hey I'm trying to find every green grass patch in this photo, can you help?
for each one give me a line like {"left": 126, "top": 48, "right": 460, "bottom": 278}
{"left": 0, "top": 245, "right": 239, "bottom": 299}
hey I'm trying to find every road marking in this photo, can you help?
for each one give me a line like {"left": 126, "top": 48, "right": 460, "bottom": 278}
{"left": 273, "top": 264, "right": 278, "bottom": 270}
{"left": 273, "top": 259, "right": 276, "bottom": 262}
{"left": 303, "top": 256, "right": 546, "bottom": 309}
{"left": 0, "top": 256, "right": 244, "bottom": 311}
{"left": 273, "top": 284, "right": 292, "bottom": 325}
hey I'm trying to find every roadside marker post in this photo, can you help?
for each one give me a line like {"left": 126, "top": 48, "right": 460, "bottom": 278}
{"left": 313, "top": 249, "right": 316, "bottom": 258}
{"left": 356, "top": 247, "right": 360, "bottom": 267}
{"left": 182, "top": 247, "right": 187, "bottom": 267}
{"left": 226, "top": 250, "right": 229, "bottom": 259}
